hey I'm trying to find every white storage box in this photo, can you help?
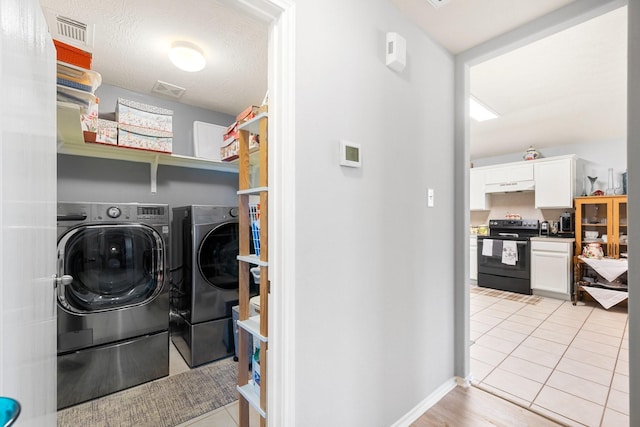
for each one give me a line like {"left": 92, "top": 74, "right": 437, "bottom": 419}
{"left": 193, "top": 121, "right": 226, "bottom": 161}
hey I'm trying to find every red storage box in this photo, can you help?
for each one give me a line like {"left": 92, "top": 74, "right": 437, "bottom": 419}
{"left": 53, "top": 39, "right": 92, "bottom": 69}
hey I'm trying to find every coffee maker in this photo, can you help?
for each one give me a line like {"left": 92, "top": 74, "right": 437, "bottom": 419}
{"left": 558, "top": 212, "right": 575, "bottom": 236}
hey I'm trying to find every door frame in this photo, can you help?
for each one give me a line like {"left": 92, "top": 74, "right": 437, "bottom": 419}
{"left": 231, "top": 0, "right": 296, "bottom": 425}
{"left": 453, "top": 0, "right": 628, "bottom": 386}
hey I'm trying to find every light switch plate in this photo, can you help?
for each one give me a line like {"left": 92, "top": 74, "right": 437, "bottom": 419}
{"left": 427, "top": 188, "right": 434, "bottom": 207}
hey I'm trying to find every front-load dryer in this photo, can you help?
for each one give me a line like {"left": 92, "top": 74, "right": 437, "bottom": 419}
{"left": 171, "top": 205, "right": 255, "bottom": 367}
{"left": 56, "top": 202, "right": 170, "bottom": 409}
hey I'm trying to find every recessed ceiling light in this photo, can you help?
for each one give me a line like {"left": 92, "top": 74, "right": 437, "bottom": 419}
{"left": 470, "top": 96, "right": 499, "bottom": 122}
{"left": 168, "top": 41, "right": 206, "bottom": 72}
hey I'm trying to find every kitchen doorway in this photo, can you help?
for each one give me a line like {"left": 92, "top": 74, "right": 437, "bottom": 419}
{"left": 456, "top": 1, "right": 630, "bottom": 425}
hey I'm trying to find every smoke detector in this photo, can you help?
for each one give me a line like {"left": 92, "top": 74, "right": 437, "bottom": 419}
{"left": 44, "top": 9, "right": 95, "bottom": 51}
{"left": 152, "top": 80, "right": 186, "bottom": 99}
{"left": 426, "top": 0, "right": 451, "bottom": 8}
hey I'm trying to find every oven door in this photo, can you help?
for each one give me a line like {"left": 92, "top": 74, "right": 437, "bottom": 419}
{"left": 477, "top": 236, "right": 530, "bottom": 280}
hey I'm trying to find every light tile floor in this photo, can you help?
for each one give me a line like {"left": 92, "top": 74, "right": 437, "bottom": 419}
{"left": 170, "top": 343, "right": 261, "bottom": 427}
{"left": 470, "top": 288, "right": 629, "bottom": 427}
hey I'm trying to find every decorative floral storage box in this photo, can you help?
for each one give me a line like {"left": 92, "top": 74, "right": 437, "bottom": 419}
{"left": 116, "top": 98, "right": 173, "bottom": 133}
{"left": 117, "top": 124, "right": 172, "bottom": 153}
{"left": 95, "top": 119, "right": 118, "bottom": 145}
{"left": 115, "top": 98, "right": 173, "bottom": 153}
{"left": 220, "top": 133, "right": 259, "bottom": 162}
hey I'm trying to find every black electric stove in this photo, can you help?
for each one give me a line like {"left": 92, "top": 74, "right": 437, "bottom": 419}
{"left": 477, "top": 219, "right": 539, "bottom": 295}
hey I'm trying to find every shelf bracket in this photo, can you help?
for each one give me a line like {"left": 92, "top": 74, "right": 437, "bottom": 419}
{"left": 150, "top": 155, "right": 159, "bottom": 193}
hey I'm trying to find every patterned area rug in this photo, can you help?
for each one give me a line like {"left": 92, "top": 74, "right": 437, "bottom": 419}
{"left": 57, "top": 357, "right": 238, "bottom": 427}
{"left": 471, "top": 286, "right": 543, "bottom": 305}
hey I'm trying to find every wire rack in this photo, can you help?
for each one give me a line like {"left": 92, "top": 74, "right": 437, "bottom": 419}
{"left": 249, "top": 203, "right": 261, "bottom": 256}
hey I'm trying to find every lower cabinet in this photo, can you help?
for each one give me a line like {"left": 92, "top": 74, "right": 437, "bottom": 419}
{"left": 470, "top": 236, "right": 478, "bottom": 281}
{"left": 531, "top": 239, "right": 573, "bottom": 299}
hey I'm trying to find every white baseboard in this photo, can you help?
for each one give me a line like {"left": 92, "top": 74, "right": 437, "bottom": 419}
{"left": 389, "top": 377, "right": 458, "bottom": 427}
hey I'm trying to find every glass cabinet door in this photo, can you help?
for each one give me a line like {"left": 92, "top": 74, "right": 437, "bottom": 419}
{"left": 575, "top": 198, "right": 612, "bottom": 257}
{"left": 574, "top": 196, "right": 628, "bottom": 258}
{"left": 614, "top": 198, "right": 628, "bottom": 259}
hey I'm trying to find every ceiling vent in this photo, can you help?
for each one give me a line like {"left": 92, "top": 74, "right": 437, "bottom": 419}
{"left": 44, "top": 9, "right": 95, "bottom": 51}
{"left": 152, "top": 80, "right": 186, "bottom": 99}
{"left": 426, "top": 0, "right": 451, "bottom": 8}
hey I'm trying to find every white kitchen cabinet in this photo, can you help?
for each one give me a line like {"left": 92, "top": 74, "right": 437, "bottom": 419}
{"left": 534, "top": 156, "right": 575, "bottom": 208}
{"left": 470, "top": 235, "right": 478, "bottom": 281}
{"left": 484, "top": 163, "right": 534, "bottom": 185}
{"left": 530, "top": 239, "right": 573, "bottom": 299}
{"left": 470, "top": 168, "right": 491, "bottom": 211}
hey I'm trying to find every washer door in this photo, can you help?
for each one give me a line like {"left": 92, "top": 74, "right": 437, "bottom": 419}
{"left": 198, "top": 222, "right": 239, "bottom": 290}
{"left": 57, "top": 224, "right": 165, "bottom": 313}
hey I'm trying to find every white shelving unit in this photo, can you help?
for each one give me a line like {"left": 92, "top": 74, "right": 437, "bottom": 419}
{"left": 56, "top": 102, "right": 238, "bottom": 192}
{"left": 236, "top": 112, "right": 269, "bottom": 427}
{"left": 237, "top": 315, "right": 268, "bottom": 343}
{"left": 237, "top": 383, "right": 266, "bottom": 418}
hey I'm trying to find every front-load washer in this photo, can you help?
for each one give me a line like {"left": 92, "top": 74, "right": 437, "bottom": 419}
{"left": 56, "top": 202, "right": 170, "bottom": 409}
{"left": 171, "top": 205, "right": 256, "bottom": 367}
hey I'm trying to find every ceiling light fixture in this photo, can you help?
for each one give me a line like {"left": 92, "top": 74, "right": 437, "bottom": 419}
{"left": 168, "top": 41, "right": 206, "bottom": 72}
{"left": 470, "top": 96, "right": 499, "bottom": 122}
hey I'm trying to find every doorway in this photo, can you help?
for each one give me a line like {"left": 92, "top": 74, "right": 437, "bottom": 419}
{"left": 456, "top": 1, "right": 630, "bottom": 426}
{"left": 38, "top": 0, "right": 295, "bottom": 425}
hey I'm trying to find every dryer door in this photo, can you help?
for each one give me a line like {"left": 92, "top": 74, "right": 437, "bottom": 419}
{"left": 57, "top": 224, "right": 165, "bottom": 313}
{"left": 197, "top": 222, "right": 240, "bottom": 290}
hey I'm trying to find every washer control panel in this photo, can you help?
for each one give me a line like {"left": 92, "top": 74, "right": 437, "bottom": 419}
{"left": 107, "top": 206, "right": 121, "bottom": 218}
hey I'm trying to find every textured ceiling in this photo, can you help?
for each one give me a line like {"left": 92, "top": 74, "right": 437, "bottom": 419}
{"left": 39, "top": 0, "right": 268, "bottom": 116}
{"left": 470, "top": 6, "right": 627, "bottom": 159}
{"left": 392, "top": 0, "right": 626, "bottom": 160}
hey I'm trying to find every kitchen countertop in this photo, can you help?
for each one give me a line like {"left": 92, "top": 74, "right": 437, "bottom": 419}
{"left": 530, "top": 236, "right": 576, "bottom": 243}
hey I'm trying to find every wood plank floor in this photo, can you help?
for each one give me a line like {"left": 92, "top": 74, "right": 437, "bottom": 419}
{"left": 411, "top": 386, "right": 563, "bottom": 427}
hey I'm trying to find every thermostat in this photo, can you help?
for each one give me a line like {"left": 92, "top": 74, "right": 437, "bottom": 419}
{"left": 339, "top": 140, "right": 361, "bottom": 168}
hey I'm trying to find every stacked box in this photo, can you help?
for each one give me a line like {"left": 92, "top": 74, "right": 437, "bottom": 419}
{"left": 53, "top": 40, "right": 92, "bottom": 69}
{"left": 116, "top": 98, "right": 173, "bottom": 153}
{"left": 220, "top": 119, "right": 260, "bottom": 162}
{"left": 95, "top": 119, "right": 118, "bottom": 145}
{"left": 220, "top": 133, "right": 259, "bottom": 162}
{"left": 221, "top": 105, "right": 268, "bottom": 161}
{"left": 118, "top": 123, "right": 172, "bottom": 153}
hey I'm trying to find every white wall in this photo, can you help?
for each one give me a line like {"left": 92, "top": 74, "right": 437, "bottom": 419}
{"left": 293, "top": 1, "right": 455, "bottom": 425}
{"left": 626, "top": 1, "right": 639, "bottom": 425}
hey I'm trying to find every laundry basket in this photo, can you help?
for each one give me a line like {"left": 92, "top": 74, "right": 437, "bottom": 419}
{"left": 249, "top": 203, "right": 261, "bottom": 256}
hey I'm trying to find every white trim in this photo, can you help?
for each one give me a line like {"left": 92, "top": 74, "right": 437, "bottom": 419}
{"left": 456, "top": 374, "right": 473, "bottom": 388}
{"left": 221, "top": 1, "right": 296, "bottom": 425}
{"left": 266, "top": 2, "right": 296, "bottom": 426}
{"left": 389, "top": 377, "right": 458, "bottom": 427}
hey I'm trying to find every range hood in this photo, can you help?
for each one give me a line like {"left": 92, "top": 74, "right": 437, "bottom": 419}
{"left": 485, "top": 180, "right": 535, "bottom": 193}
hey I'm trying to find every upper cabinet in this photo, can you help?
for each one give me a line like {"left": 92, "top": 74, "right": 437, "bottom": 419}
{"left": 470, "top": 168, "right": 491, "bottom": 211}
{"left": 470, "top": 155, "right": 583, "bottom": 210}
{"left": 534, "top": 156, "right": 576, "bottom": 208}
{"left": 484, "top": 163, "right": 534, "bottom": 191}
